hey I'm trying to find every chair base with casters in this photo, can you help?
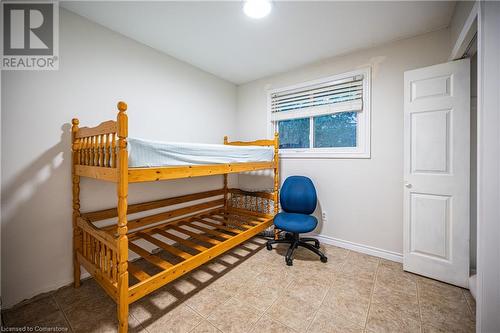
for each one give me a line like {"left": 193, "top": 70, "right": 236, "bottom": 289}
{"left": 266, "top": 232, "right": 328, "bottom": 266}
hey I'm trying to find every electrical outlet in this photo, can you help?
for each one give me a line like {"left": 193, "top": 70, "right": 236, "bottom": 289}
{"left": 321, "top": 212, "right": 327, "bottom": 221}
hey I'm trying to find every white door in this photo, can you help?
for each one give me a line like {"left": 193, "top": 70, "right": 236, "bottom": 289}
{"left": 403, "top": 59, "right": 470, "bottom": 288}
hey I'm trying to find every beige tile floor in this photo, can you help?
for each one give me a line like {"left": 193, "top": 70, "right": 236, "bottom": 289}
{"left": 3, "top": 237, "right": 476, "bottom": 333}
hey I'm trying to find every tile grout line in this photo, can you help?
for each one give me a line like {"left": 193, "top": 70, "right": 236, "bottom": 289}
{"left": 198, "top": 259, "right": 271, "bottom": 332}
{"left": 416, "top": 279, "right": 424, "bottom": 333}
{"left": 184, "top": 263, "right": 258, "bottom": 320}
{"left": 188, "top": 318, "right": 222, "bottom": 333}
{"left": 304, "top": 250, "right": 351, "bottom": 333}
{"left": 247, "top": 247, "right": 347, "bottom": 333}
{"left": 362, "top": 258, "right": 380, "bottom": 332}
{"left": 185, "top": 302, "right": 210, "bottom": 321}
{"left": 51, "top": 294, "right": 75, "bottom": 333}
{"left": 244, "top": 265, "right": 299, "bottom": 333}
{"left": 303, "top": 279, "right": 333, "bottom": 333}
{"left": 184, "top": 252, "right": 268, "bottom": 323}
{"left": 129, "top": 305, "right": 151, "bottom": 333}
{"left": 186, "top": 287, "right": 234, "bottom": 322}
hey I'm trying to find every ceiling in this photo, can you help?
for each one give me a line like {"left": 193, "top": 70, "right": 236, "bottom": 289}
{"left": 62, "top": 1, "right": 456, "bottom": 84}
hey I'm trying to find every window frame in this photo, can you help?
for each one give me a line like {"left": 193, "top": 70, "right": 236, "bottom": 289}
{"left": 267, "top": 67, "right": 371, "bottom": 159}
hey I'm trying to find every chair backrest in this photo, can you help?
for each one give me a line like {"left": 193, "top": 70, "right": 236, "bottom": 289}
{"left": 280, "top": 176, "right": 317, "bottom": 215}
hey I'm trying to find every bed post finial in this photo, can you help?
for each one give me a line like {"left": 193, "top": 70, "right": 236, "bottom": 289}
{"left": 117, "top": 101, "right": 127, "bottom": 113}
{"left": 224, "top": 136, "right": 228, "bottom": 144}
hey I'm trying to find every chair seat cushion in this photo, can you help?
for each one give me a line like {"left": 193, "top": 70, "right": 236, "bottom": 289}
{"left": 273, "top": 212, "right": 318, "bottom": 233}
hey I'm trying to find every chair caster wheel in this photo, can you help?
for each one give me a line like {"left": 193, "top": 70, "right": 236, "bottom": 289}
{"left": 320, "top": 256, "right": 328, "bottom": 263}
{"left": 286, "top": 258, "right": 293, "bottom": 266}
{"left": 266, "top": 243, "right": 272, "bottom": 251}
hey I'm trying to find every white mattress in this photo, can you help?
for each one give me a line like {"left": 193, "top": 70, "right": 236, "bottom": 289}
{"left": 128, "top": 137, "right": 274, "bottom": 167}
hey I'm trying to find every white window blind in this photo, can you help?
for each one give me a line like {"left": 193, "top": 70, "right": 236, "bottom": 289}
{"left": 270, "top": 74, "right": 364, "bottom": 121}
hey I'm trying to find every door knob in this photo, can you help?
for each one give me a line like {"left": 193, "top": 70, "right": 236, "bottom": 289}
{"left": 405, "top": 183, "right": 412, "bottom": 188}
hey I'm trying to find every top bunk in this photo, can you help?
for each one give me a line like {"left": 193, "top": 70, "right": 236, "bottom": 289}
{"left": 71, "top": 101, "right": 279, "bottom": 183}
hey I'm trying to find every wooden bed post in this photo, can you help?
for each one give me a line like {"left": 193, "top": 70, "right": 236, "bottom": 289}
{"left": 116, "top": 101, "right": 129, "bottom": 333}
{"left": 223, "top": 136, "right": 229, "bottom": 214}
{"left": 71, "top": 118, "right": 82, "bottom": 288}
{"left": 273, "top": 132, "right": 280, "bottom": 240}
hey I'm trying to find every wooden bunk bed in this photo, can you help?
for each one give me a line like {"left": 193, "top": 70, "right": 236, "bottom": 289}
{"left": 71, "top": 101, "right": 279, "bottom": 333}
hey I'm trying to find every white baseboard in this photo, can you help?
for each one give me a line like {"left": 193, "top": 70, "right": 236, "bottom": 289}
{"left": 309, "top": 233, "right": 403, "bottom": 263}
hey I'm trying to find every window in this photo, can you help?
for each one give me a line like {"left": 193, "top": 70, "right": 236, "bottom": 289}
{"left": 268, "top": 68, "right": 371, "bottom": 158}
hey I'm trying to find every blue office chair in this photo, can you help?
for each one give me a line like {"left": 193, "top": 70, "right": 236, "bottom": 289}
{"left": 266, "top": 176, "right": 328, "bottom": 266}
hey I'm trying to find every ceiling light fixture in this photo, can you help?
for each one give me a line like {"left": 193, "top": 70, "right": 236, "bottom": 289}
{"left": 243, "top": 0, "right": 272, "bottom": 19}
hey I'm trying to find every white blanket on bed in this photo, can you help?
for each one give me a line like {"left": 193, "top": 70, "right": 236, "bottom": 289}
{"left": 127, "top": 137, "right": 274, "bottom": 167}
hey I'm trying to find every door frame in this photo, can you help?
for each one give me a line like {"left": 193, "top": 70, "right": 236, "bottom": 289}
{"left": 453, "top": 1, "right": 500, "bottom": 331}
{"left": 475, "top": 1, "right": 500, "bottom": 332}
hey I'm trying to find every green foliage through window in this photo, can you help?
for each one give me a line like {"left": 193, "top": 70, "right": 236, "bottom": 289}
{"left": 314, "top": 112, "right": 357, "bottom": 148}
{"left": 278, "top": 118, "right": 310, "bottom": 149}
{"left": 277, "top": 112, "right": 357, "bottom": 149}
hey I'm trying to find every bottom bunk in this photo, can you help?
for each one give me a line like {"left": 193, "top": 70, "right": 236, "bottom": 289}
{"left": 74, "top": 188, "right": 275, "bottom": 305}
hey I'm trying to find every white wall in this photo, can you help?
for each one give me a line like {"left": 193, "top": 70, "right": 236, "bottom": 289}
{"left": 236, "top": 29, "right": 451, "bottom": 257}
{"left": 1, "top": 9, "right": 236, "bottom": 307}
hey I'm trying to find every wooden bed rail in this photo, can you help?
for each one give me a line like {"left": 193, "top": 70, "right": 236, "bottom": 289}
{"left": 224, "top": 138, "right": 276, "bottom": 147}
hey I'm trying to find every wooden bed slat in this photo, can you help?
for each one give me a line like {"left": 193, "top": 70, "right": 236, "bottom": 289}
{"left": 169, "top": 226, "right": 221, "bottom": 245}
{"left": 152, "top": 228, "right": 208, "bottom": 252}
{"left": 128, "top": 262, "right": 151, "bottom": 282}
{"left": 209, "top": 215, "right": 254, "bottom": 229}
{"left": 217, "top": 213, "right": 264, "bottom": 226}
{"left": 182, "top": 222, "right": 233, "bottom": 239}
{"left": 218, "top": 209, "right": 267, "bottom": 220}
{"left": 204, "top": 215, "right": 226, "bottom": 223}
{"left": 126, "top": 207, "right": 222, "bottom": 239}
{"left": 128, "top": 243, "right": 172, "bottom": 270}
{"left": 124, "top": 199, "right": 225, "bottom": 231}
{"left": 194, "top": 218, "right": 245, "bottom": 234}
{"left": 136, "top": 232, "right": 192, "bottom": 260}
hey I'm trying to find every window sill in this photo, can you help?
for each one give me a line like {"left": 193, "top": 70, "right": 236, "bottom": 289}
{"left": 279, "top": 149, "right": 371, "bottom": 159}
